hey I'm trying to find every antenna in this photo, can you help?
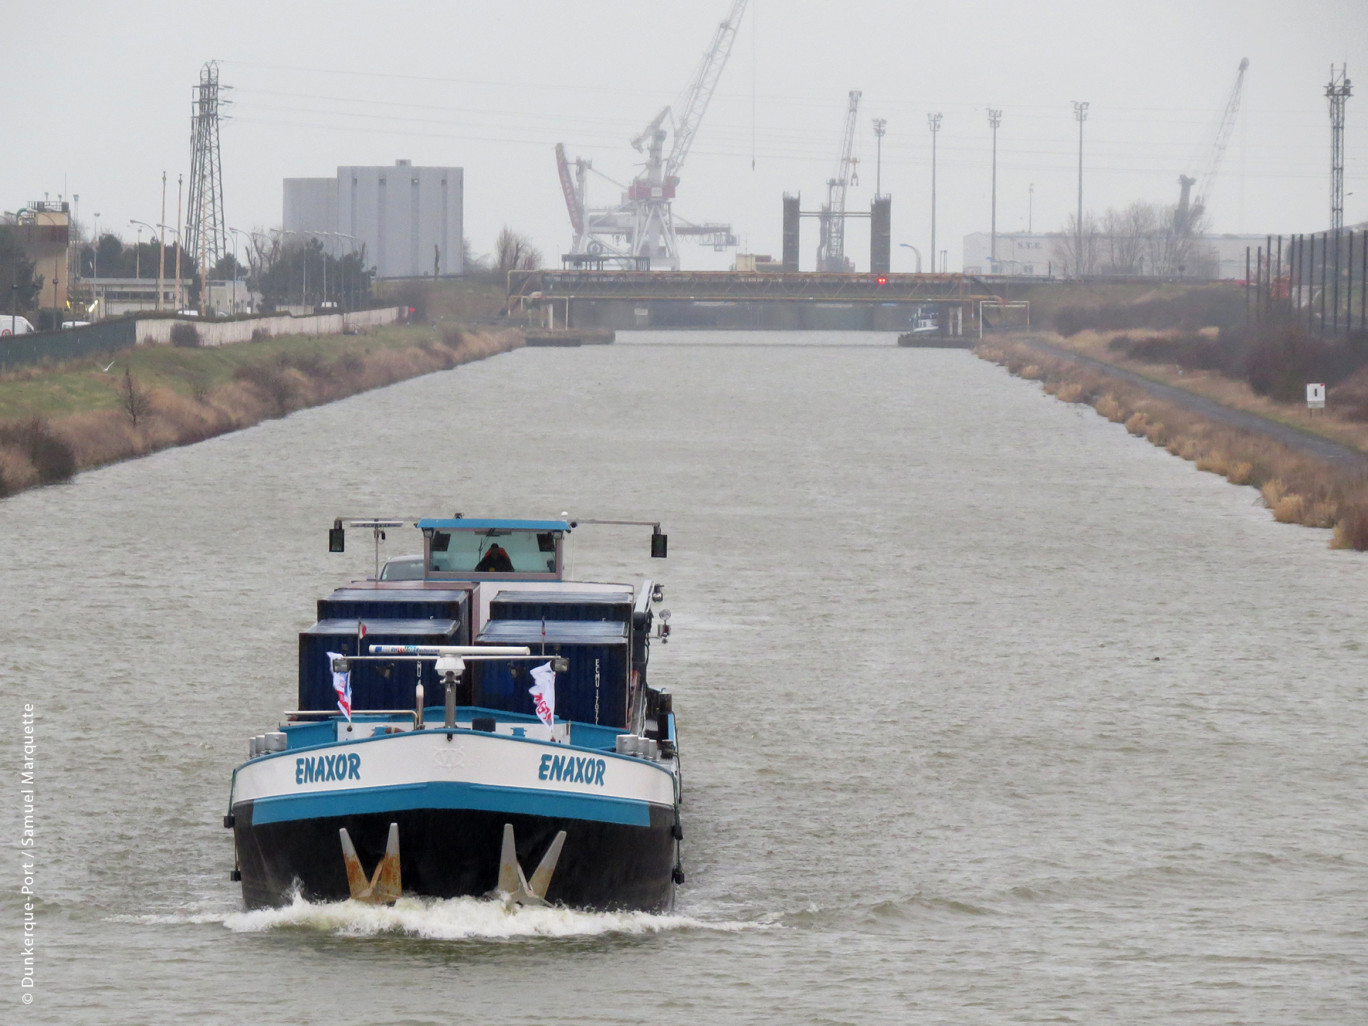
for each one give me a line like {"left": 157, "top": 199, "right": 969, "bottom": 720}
{"left": 1327, "top": 65, "right": 1352, "bottom": 232}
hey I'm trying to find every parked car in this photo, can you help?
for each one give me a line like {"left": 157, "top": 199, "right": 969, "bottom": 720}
{"left": 1, "top": 315, "right": 36, "bottom": 336}
{"left": 378, "top": 554, "right": 425, "bottom": 581}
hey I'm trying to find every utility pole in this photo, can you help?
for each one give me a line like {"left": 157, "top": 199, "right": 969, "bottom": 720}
{"left": 157, "top": 172, "right": 167, "bottom": 312}
{"left": 988, "top": 108, "right": 1002, "bottom": 272}
{"left": 928, "top": 113, "right": 942, "bottom": 274}
{"left": 1029, "top": 183, "right": 1034, "bottom": 233}
{"left": 872, "top": 118, "right": 887, "bottom": 198}
{"left": 1327, "top": 65, "right": 1352, "bottom": 233}
{"left": 1073, "top": 101, "right": 1089, "bottom": 276}
{"left": 174, "top": 173, "right": 184, "bottom": 311}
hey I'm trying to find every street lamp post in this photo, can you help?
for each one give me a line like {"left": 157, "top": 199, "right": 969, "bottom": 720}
{"left": 130, "top": 220, "right": 160, "bottom": 312}
{"left": 157, "top": 172, "right": 168, "bottom": 311}
{"left": 927, "top": 113, "right": 942, "bottom": 275}
{"left": 228, "top": 227, "right": 248, "bottom": 315}
{"left": 987, "top": 110, "right": 1001, "bottom": 273}
{"left": 1074, "top": 101, "right": 1089, "bottom": 277}
{"left": 898, "top": 242, "right": 922, "bottom": 273}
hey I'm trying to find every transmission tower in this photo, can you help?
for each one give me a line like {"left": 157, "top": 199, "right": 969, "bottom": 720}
{"left": 1326, "top": 65, "right": 1352, "bottom": 232}
{"left": 186, "top": 61, "right": 229, "bottom": 269}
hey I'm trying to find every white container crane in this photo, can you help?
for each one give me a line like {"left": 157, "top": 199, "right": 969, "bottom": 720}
{"left": 555, "top": 0, "right": 748, "bottom": 270}
{"left": 816, "top": 90, "right": 862, "bottom": 272}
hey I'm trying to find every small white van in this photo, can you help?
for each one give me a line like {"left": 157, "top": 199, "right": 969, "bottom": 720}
{"left": 0, "top": 315, "right": 36, "bottom": 336}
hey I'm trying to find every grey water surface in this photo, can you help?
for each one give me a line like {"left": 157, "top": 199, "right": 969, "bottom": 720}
{"left": 2, "top": 330, "right": 1364, "bottom": 1024}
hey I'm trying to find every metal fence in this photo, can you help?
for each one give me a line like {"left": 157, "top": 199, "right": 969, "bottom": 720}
{"left": 1247, "top": 230, "right": 1367, "bottom": 337}
{"left": 0, "top": 319, "right": 137, "bottom": 372}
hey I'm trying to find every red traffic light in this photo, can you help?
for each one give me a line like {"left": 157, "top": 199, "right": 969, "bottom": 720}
{"left": 876, "top": 276, "right": 887, "bottom": 286}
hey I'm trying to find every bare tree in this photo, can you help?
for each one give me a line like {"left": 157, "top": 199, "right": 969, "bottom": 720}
{"left": 494, "top": 227, "right": 542, "bottom": 277}
{"left": 1052, "top": 213, "right": 1102, "bottom": 276}
{"left": 118, "top": 368, "right": 153, "bottom": 426}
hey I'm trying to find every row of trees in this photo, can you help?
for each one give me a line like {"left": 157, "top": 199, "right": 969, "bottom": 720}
{"left": 0, "top": 223, "right": 544, "bottom": 321}
{"left": 1051, "top": 201, "right": 1214, "bottom": 279}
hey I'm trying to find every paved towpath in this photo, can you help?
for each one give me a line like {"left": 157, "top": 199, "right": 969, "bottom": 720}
{"left": 1007, "top": 334, "right": 1368, "bottom": 473}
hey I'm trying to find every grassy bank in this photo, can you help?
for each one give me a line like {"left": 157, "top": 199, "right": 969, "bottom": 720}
{"left": 0, "top": 323, "right": 521, "bottom": 498}
{"left": 978, "top": 335, "right": 1368, "bottom": 549}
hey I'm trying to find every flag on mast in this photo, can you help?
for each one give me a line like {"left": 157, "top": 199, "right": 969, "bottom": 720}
{"left": 328, "top": 650, "right": 353, "bottom": 722}
{"left": 528, "top": 661, "right": 556, "bottom": 728}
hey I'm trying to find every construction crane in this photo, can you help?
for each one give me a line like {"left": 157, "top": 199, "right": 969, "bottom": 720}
{"left": 1175, "top": 57, "right": 1249, "bottom": 236}
{"left": 555, "top": 0, "right": 747, "bottom": 269}
{"left": 816, "top": 90, "right": 862, "bottom": 272}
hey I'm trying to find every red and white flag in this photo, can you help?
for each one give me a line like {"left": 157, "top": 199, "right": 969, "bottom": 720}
{"left": 328, "top": 650, "right": 353, "bottom": 722}
{"left": 528, "top": 661, "right": 556, "bottom": 728}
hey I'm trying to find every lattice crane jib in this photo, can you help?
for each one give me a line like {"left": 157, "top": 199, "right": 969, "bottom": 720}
{"left": 186, "top": 61, "right": 230, "bottom": 270}
{"left": 1176, "top": 57, "right": 1248, "bottom": 235}
{"left": 818, "top": 90, "right": 862, "bottom": 272}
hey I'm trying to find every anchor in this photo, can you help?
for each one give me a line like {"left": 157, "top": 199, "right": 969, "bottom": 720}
{"left": 339, "top": 822, "right": 402, "bottom": 904}
{"left": 488, "top": 823, "right": 567, "bottom": 908}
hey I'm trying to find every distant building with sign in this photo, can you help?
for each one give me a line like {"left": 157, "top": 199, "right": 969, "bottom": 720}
{"left": 284, "top": 160, "right": 464, "bottom": 279}
{"left": 963, "top": 230, "right": 1270, "bottom": 280}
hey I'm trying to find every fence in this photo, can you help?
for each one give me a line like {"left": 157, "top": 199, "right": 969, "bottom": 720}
{"left": 0, "top": 307, "right": 406, "bottom": 372}
{"left": 1247, "top": 231, "right": 1367, "bottom": 338}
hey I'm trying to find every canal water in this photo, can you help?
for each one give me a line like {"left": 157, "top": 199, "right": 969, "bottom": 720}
{"left": 3, "top": 331, "right": 1365, "bottom": 1024}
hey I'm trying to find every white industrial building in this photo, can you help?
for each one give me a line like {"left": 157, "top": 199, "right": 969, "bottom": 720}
{"left": 284, "top": 160, "right": 464, "bottom": 279}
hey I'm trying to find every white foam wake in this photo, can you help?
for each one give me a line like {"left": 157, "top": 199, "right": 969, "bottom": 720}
{"left": 217, "top": 893, "right": 748, "bottom": 941}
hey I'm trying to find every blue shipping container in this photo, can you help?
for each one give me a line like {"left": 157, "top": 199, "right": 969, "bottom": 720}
{"left": 488, "top": 589, "right": 633, "bottom": 624}
{"left": 299, "top": 618, "right": 458, "bottom": 711}
{"left": 473, "top": 620, "right": 629, "bottom": 727}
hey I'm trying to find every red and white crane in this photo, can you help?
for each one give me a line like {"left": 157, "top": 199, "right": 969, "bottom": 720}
{"left": 555, "top": 0, "right": 748, "bottom": 269}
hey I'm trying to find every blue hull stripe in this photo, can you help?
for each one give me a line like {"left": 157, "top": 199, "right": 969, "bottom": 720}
{"left": 248, "top": 781, "right": 655, "bottom": 828}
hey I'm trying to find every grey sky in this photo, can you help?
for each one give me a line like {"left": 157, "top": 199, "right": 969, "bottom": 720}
{"left": 6, "top": 0, "right": 1366, "bottom": 272}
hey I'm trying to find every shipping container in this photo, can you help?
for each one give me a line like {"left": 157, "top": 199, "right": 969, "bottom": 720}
{"left": 488, "top": 589, "right": 633, "bottom": 624}
{"left": 473, "top": 620, "right": 630, "bottom": 728}
{"left": 317, "top": 587, "right": 471, "bottom": 635}
{"left": 298, "top": 618, "right": 458, "bottom": 711}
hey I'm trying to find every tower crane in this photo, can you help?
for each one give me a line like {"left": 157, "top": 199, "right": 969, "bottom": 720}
{"left": 816, "top": 90, "right": 862, "bottom": 272}
{"left": 1175, "top": 57, "right": 1249, "bottom": 236}
{"left": 555, "top": 0, "right": 747, "bottom": 269}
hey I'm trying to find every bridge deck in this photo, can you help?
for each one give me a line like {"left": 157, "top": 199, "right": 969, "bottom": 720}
{"left": 508, "top": 270, "right": 999, "bottom": 304}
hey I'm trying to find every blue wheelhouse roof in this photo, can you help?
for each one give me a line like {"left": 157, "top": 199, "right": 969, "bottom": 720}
{"left": 417, "top": 518, "right": 570, "bottom": 532}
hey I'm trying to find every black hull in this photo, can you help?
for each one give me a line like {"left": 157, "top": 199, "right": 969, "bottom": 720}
{"left": 232, "top": 800, "right": 679, "bottom": 912}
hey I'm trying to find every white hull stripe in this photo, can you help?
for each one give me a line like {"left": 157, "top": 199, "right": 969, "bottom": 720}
{"left": 245, "top": 780, "right": 658, "bottom": 827}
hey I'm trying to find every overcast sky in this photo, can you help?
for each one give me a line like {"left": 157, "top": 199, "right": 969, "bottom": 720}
{"left": 6, "top": 0, "right": 1366, "bottom": 272}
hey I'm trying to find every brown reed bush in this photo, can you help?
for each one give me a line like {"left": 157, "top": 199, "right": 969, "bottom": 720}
{"left": 1019, "top": 364, "right": 1041, "bottom": 380}
{"left": 1094, "top": 395, "right": 1126, "bottom": 422}
{"left": 1331, "top": 502, "right": 1368, "bottom": 549}
{"left": 0, "top": 443, "right": 37, "bottom": 496}
{"left": 1054, "top": 382, "right": 1085, "bottom": 404}
{"left": 980, "top": 337, "right": 1368, "bottom": 549}
{"left": 0, "top": 417, "right": 76, "bottom": 484}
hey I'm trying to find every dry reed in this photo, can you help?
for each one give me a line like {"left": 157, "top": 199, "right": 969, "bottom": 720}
{"left": 980, "top": 338, "right": 1368, "bottom": 550}
{"left": 0, "top": 327, "right": 521, "bottom": 498}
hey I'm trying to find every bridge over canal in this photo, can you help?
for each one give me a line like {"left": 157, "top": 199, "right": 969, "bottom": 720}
{"left": 506, "top": 271, "right": 1008, "bottom": 333}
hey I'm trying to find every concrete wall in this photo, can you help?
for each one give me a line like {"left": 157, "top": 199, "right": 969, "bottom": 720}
{"left": 135, "top": 306, "right": 405, "bottom": 346}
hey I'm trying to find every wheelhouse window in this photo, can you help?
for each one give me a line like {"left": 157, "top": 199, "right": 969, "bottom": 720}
{"left": 428, "top": 528, "right": 560, "bottom": 575}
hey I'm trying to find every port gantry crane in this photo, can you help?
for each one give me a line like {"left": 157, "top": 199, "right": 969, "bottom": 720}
{"left": 555, "top": 0, "right": 748, "bottom": 270}
{"left": 1175, "top": 57, "right": 1249, "bottom": 237}
{"left": 816, "top": 90, "right": 862, "bottom": 272}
